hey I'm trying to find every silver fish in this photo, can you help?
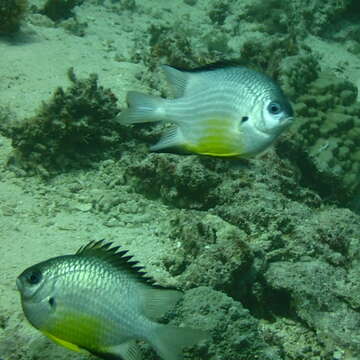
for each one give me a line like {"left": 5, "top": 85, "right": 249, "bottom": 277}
{"left": 16, "top": 240, "right": 207, "bottom": 360}
{"left": 119, "top": 65, "right": 294, "bottom": 158}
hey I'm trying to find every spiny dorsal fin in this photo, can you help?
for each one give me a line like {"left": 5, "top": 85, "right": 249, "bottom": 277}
{"left": 76, "top": 239, "right": 158, "bottom": 286}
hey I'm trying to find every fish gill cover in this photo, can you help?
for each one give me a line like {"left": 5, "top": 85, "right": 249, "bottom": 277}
{"left": 0, "top": 0, "right": 360, "bottom": 360}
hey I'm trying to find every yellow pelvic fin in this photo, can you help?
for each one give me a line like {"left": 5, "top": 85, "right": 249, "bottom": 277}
{"left": 43, "top": 331, "right": 89, "bottom": 354}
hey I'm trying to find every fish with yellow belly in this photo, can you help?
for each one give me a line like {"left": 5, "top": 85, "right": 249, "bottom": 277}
{"left": 119, "top": 65, "right": 294, "bottom": 157}
{"left": 16, "top": 240, "right": 207, "bottom": 360}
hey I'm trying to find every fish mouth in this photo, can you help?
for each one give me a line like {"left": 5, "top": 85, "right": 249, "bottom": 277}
{"left": 283, "top": 116, "right": 295, "bottom": 129}
{"left": 279, "top": 116, "right": 294, "bottom": 129}
{"left": 16, "top": 276, "right": 44, "bottom": 301}
{"left": 260, "top": 115, "right": 294, "bottom": 135}
{"left": 16, "top": 277, "right": 23, "bottom": 292}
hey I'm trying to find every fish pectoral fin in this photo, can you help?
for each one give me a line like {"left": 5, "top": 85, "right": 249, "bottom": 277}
{"left": 101, "top": 340, "right": 142, "bottom": 360}
{"left": 43, "top": 331, "right": 89, "bottom": 354}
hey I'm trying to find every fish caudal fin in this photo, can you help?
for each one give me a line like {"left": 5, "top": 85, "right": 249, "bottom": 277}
{"left": 118, "top": 91, "right": 165, "bottom": 124}
{"left": 152, "top": 324, "right": 208, "bottom": 360}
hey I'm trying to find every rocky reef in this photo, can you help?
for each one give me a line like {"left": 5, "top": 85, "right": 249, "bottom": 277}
{"left": 0, "top": 0, "right": 28, "bottom": 33}
{"left": 0, "top": 69, "right": 122, "bottom": 176}
{"left": 281, "top": 72, "right": 360, "bottom": 204}
{"left": 91, "top": 148, "right": 360, "bottom": 359}
{"left": 29, "top": 0, "right": 84, "bottom": 21}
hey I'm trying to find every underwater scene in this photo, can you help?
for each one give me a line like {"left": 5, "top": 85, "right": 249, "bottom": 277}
{"left": 1, "top": 0, "right": 360, "bottom": 359}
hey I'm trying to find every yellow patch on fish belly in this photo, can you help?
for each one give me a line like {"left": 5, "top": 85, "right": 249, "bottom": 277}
{"left": 43, "top": 312, "right": 105, "bottom": 352}
{"left": 184, "top": 118, "right": 243, "bottom": 157}
{"left": 43, "top": 331, "right": 89, "bottom": 353}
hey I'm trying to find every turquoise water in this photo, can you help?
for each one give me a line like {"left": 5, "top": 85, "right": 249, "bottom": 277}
{"left": 0, "top": 1, "right": 360, "bottom": 359}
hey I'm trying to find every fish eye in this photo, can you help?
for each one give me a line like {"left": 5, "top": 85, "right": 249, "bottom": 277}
{"left": 241, "top": 116, "right": 249, "bottom": 123}
{"left": 268, "top": 102, "right": 282, "bottom": 115}
{"left": 26, "top": 270, "right": 42, "bottom": 285}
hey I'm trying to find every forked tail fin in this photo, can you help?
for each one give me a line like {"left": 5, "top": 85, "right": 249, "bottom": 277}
{"left": 118, "top": 91, "right": 165, "bottom": 124}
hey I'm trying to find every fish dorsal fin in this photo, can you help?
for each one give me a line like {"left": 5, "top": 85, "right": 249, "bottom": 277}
{"left": 161, "top": 65, "right": 190, "bottom": 97}
{"left": 76, "top": 240, "right": 157, "bottom": 286}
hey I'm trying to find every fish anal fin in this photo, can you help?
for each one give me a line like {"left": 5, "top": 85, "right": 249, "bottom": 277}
{"left": 152, "top": 324, "right": 209, "bottom": 360}
{"left": 150, "top": 126, "right": 185, "bottom": 152}
{"left": 97, "top": 340, "right": 142, "bottom": 360}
